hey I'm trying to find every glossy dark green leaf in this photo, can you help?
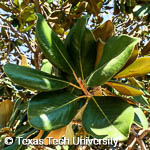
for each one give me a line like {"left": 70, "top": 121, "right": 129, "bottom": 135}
{"left": 3, "top": 63, "right": 68, "bottom": 91}
{"left": 0, "top": 86, "right": 4, "bottom": 96}
{"left": 134, "top": 107, "right": 148, "bottom": 129}
{"left": 28, "top": 91, "right": 79, "bottom": 130}
{"left": 133, "top": 4, "right": 150, "bottom": 18}
{"left": 65, "top": 16, "right": 97, "bottom": 78}
{"left": 82, "top": 96, "right": 134, "bottom": 141}
{"left": 3, "top": 129, "right": 36, "bottom": 150}
{"left": 36, "top": 13, "right": 73, "bottom": 74}
{"left": 132, "top": 95, "right": 149, "bottom": 106}
{"left": 87, "top": 35, "right": 140, "bottom": 87}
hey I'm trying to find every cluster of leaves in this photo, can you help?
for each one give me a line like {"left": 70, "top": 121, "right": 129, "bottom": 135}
{"left": 1, "top": 12, "right": 150, "bottom": 150}
{"left": 114, "top": 0, "right": 150, "bottom": 21}
{"left": 0, "top": 0, "right": 150, "bottom": 150}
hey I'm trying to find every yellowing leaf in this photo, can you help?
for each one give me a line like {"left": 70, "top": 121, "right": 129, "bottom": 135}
{"left": 54, "top": 24, "right": 64, "bottom": 36}
{"left": 119, "top": 46, "right": 139, "bottom": 72}
{"left": 124, "top": 46, "right": 139, "bottom": 67}
{"left": 20, "top": 54, "right": 28, "bottom": 67}
{"left": 95, "top": 41, "right": 104, "bottom": 67}
{"left": 128, "top": 77, "right": 144, "bottom": 89}
{"left": 106, "top": 81, "right": 144, "bottom": 96}
{"left": 93, "top": 20, "right": 114, "bottom": 41}
{"left": 74, "top": 101, "right": 88, "bottom": 121}
{"left": 65, "top": 123, "right": 74, "bottom": 145}
{"left": 93, "top": 87, "right": 103, "bottom": 96}
{"left": 44, "top": 127, "right": 66, "bottom": 145}
{"left": 0, "top": 100, "right": 14, "bottom": 127}
{"left": 115, "top": 57, "right": 150, "bottom": 78}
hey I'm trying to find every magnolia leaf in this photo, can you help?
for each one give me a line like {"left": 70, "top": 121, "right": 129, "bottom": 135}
{"left": 82, "top": 96, "right": 134, "bottom": 141}
{"left": 114, "top": 0, "right": 120, "bottom": 15}
{"left": 134, "top": 107, "right": 148, "bottom": 129}
{"left": 20, "top": 5, "right": 36, "bottom": 22}
{"left": 0, "top": 86, "right": 4, "bottom": 96}
{"left": 41, "top": 59, "right": 52, "bottom": 74}
{"left": 54, "top": 24, "right": 64, "bottom": 36}
{"left": 122, "top": 46, "right": 139, "bottom": 69}
{"left": 65, "top": 123, "right": 74, "bottom": 145}
{"left": 133, "top": 4, "right": 150, "bottom": 18}
{"left": 0, "top": 100, "right": 14, "bottom": 127}
{"left": 3, "top": 63, "right": 68, "bottom": 91}
{"left": 141, "top": 41, "right": 150, "bottom": 56}
{"left": 106, "top": 81, "right": 144, "bottom": 96}
{"left": 65, "top": 16, "right": 97, "bottom": 78}
{"left": 21, "top": 24, "right": 34, "bottom": 33}
{"left": 33, "top": 130, "right": 44, "bottom": 139}
{"left": 36, "top": 13, "right": 74, "bottom": 74}
{"left": 20, "top": 54, "right": 28, "bottom": 67}
{"left": 14, "top": 0, "right": 23, "bottom": 7}
{"left": 95, "top": 41, "right": 105, "bottom": 67}
{"left": 3, "top": 129, "right": 36, "bottom": 150}
{"left": 87, "top": 35, "right": 140, "bottom": 87}
{"left": 47, "top": 0, "right": 54, "bottom": 3}
{"left": 74, "top": 102, "right": 87, "bottom": 121}
{"left": 93, "top": 87, "right": 103, "bottom": 96}
{"left": 87, "top": 0, "right": 101, "bottom": 16}
{"left": 93, "top": 20, "right": 114, "bottom": 41}
{"left": 28, "top": 91, "right": 79, "bottom": 130}
{"left": 115, "top": 57, "right": 150, "bottom": 78}
{"left": 131, "top": 95, "right": 149, "bottom": 106}
{"left": 44, "top": 127, "right": 66, "bottom": 145}
{"left": 128, "top": 77, "right": 144, "bottom": 89}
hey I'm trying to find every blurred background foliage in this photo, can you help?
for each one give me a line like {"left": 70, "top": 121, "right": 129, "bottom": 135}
{"left": 0, "top": 0, "right": 150, "bottom": 149}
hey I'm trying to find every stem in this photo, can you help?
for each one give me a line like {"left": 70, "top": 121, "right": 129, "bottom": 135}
{"left": 68, "top": 83, "right": 81, "bottom": 90}
{"left": 33, "top": 0, "right": 41, "bottom": 13}
{"left": 73, "top": 71, "right": 91, "bottom": 97}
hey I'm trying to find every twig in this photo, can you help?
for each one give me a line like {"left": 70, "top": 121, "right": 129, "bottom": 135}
{"left": 73, "top": 72, "right": 91, "bottom": 97}
{"left": 68, "top": 83, "right": 81, "bottom": 90}
{"left": 0, "top": 73, "right": 4, "bottom": 78}
{"left": 136, "top": 138, "right": 146, "bottom": 150}
{"left": 126, "top": 137, "right": 137, "bottom": 150}
{"left": 139, "top": 127, "right": 150, "bottom": 139}
{"left": 0, "top": 15, "right": 35, "bottom": 53}
{"left": 126, "top": 127, "right": 150, "bottom": 150}
{"left": 33, "top": 49, "right": 40, "bottom": 70}
{"left": 128, "top": 22, "right": 145, "bottom": 35}
{"left": 23, "top": 34, "right": 35, "bottom": 53}
{"left": 33, "top": 0, "right": 41, "bottom": 13}
{"left": 0, "top": 16, "right": 21, "bottom": 37}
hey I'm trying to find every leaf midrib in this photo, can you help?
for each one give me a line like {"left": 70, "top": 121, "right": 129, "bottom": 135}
{"left": 30, "top": 96, "right": 87, "bottom": 116}
{"left": 87, "top": 40, "right": 138, "bottom": 84}
{"left": 91, "top": 97, "right": 126, "bottom": 137}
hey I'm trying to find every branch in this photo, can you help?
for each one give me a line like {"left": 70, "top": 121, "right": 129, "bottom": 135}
{"left": 128, "top": 22, "right": 146, "bottom": 35}
{"left": 0, "top": 15, "right": 35, "bottom": 53}
{"left": 33, "top": 0, "right": 41, "bottom": 13}
{"left": 126, "top": 127, "right": 150, "bottom": 150}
